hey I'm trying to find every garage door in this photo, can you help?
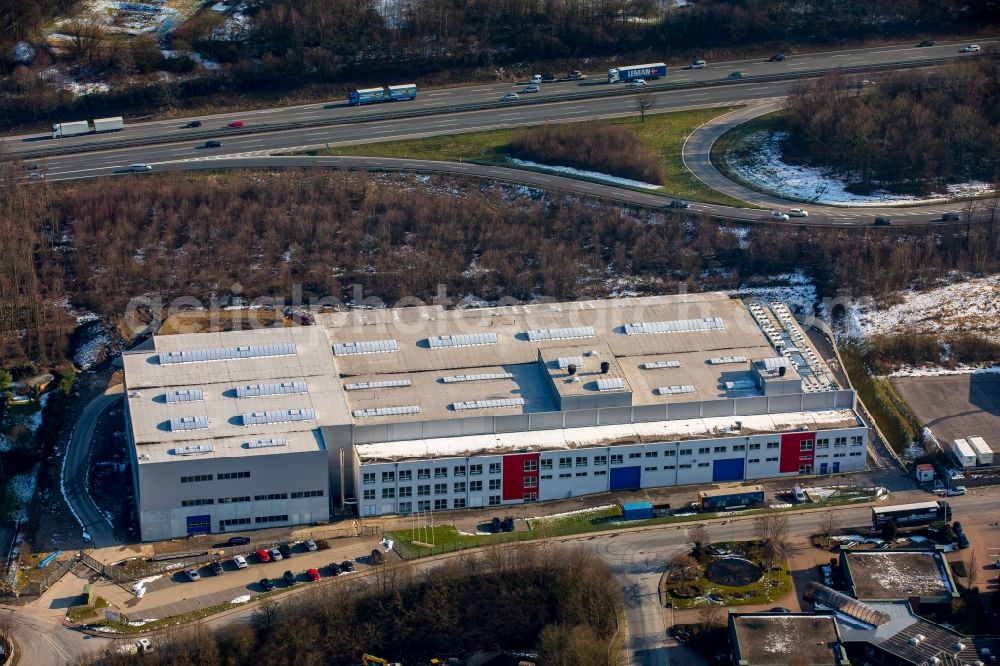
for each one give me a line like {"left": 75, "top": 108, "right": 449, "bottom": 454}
{"left": 712, "top": 458, "right": 745, "bottom": 483}
{"left": 186, "top": 514, "right": 211, "bottom": 535}
{"left": 610, "top": 466, "right": 641, "bottom": 490}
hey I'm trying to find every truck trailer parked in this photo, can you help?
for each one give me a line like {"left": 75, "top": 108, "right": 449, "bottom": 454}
{"left": 607, "top": 62, "right": 666, "bottom": 83}
{"left": 967, "top": 436, "right": 993, "bottom": 466}
{"left": 952, "top": 438, "right": 978, "bottom": 467}
{"left": 348, "top": 83, "right": 417, "bottom": 106}
{"left": 698, "top": 485, "right": 764, "bottom": 511}
{"left": 52, "top": 116, "right": 124, "bottom": 138}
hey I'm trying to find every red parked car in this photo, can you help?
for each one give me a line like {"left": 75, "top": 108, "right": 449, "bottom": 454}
{"left": 255, "top": 549, "right": 271, "bottom": 563}
{"left": 227, "top": 120, "right": 245, "bottom": 128}
{"left": 306, "top": 568, "right": 321, "bottom": 582}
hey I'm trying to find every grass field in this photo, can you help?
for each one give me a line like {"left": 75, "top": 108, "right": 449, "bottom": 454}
{"left": 314, "top": 107, "right": 749, "bottom": 206}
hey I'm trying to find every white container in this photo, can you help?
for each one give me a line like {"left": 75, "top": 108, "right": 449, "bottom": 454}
{"left": 952, "top": 438, "right": 978, "bottom": 467}
{"left": 967, "top": 436, "right": 993, "bottom": 466}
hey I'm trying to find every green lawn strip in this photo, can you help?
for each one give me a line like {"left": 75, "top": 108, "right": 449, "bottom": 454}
{"left": 311, "top": 107, "right": 749, "bottom": 207}
{"left": 840, "top": 344, "right": 917, "bottom": 453}
{"left": 85, "top": 595, "right": 270, "bottom": 635}
{"left": 389, "top": 525, "right": 531, "bottom": 559}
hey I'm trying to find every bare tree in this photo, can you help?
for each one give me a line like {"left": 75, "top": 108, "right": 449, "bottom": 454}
{"left": 753, "top": 514, "right": 789, "bottom": 545}
{"left": 687, "top": 523, "right": 710, "bottom": 557}
{"left": 61, "top": 12, "right": 106, "bottom": 62}
{"left": 697, "top": 603, "right": 722, "bottom": 631}
{"left": 634, "top": 92, "right": 655, "bottom": 122}
{"left": 967, "top": 549, "right": 979, "bottom": 589}
{"left": 667, "top": 553, "right": 700, "bottom": 584}
{"left": 820, "top": 511, "right": 838, "bottom": 539}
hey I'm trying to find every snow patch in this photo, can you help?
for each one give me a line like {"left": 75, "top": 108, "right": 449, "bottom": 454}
{"left": 506, "top": 157, "right": 663, "bottom": 190}
{"left": 528, "top": 504, "right": 617, "bottom": 522}
{"left": 230, "top": 595, "right": 251, "bottom": 604}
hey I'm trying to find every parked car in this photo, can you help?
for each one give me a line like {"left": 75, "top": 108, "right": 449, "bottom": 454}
{"left": 255, "top": 549, "right": 271, "bottom": 563}
{"left": 184, "top": 568, "right": 201, "bottom": 582}
{"left": 227, "top": 536, "right": 251, "bottom": 546}
{"left": 917, "top": 39, "right": 936, "bottom": 47}
{"left": 994, "top": 559, "right": 1000, "bottom": 569}
{"left": 184, "top": 120, "right": 202, "bottom": 128}
{"left": 501, "top": 92, "right": 519, "bottom": 101}
{"left": 233, "top": 555, "right": 248, "bottom": 569}
{"left": 501, "top": 517, "right": 516, "bottom": 532}
{"left": 953, "top": 521, "right": 964, "bottom": 533}
{"left": 957, "top": 533, "right": 970, "bottom": 549}
{"left": 769, "top": 607, "right": 791, "bottom": 613}
{"left": 203, "top": 140, "right": 222, "bottom": 148}
{"left": 328, "top": 562, "right": 342, "bottom": 575}
{"left": 210, "top": 561, "right": 224, "bottom": 575}
{"left": 306, "top": 568, "right": 321, "bottom": 582}
{"left": 941, "top": 212, "right": 960, "bottom": 221}
{"left": 226, "top": 120, "right": 245, "bottom": 128}
{"left": 268, "top": 547, "right": 283, "bottom": 561}
{"left": 283, "top": 570, "right": 297, "bottom": 585}
{"left": 961, "top": 44, "right": 981, "bottom": 52}
{"left": 689, "top": 59, "right": 707, "bottom": 69}
{"left": 770, "top": 210, "right": 790, "bottom": 221}
{"left": 789, "top": 208, "right": 808, "bottom": 217}
{"left": 727, "top": 71, "right": 744, "bottom": 80}
{"left": 259, "top": 578, "right": 275, "bottom": 591}
{"left": 370, "top": 549, "right": 386, "bottom": 565}
{"left": 491, "top": 517, "right": 502, "bottom": 533}
{"left": 278, "top": 543, "right": 293, "bottom": 558}
{"left": 304, "top": 539, "right": 318, "bottom": 552}
{"left": 341, "top": 560, "right": 356, "bottom": 572}
{"left": 948, "top": 486, "right": 967, "bottom": 496}
{"left": 768, "top": 54, "right": 785, "bottom": 62}
{"left": 626, "top": 79, "right": 647, "bottom": 88}
{"left": 668, "top": 199, "right": 690, "bottom": 209}
{"left": 523, "top": 84, "right": 540, "bottom": 93}
{"left": 874, "top": 216, "right": 892, "bottom": 226}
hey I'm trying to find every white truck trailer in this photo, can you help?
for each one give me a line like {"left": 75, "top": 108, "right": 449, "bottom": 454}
{"left": 52, "top": 116, "right": 124, "bottom": 138}
{"left": 952, "top": 438, "right": 978, "bottom": 467}
{"left": 967, "top": 435, "right": 993, "bottom": 466}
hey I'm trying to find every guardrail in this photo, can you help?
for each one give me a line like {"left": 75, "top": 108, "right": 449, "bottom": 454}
{"left": 15, "top": 57, "right": 951, "bottom": 160}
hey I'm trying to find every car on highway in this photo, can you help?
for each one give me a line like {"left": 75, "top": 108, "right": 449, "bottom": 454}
{"left": 233, "top": 555, "right": 248, "bottom": 569}
{"left": 858, "top": 79, "right": 876, "bottom": 87}
{"left": 304, "top": 539, "right": 318, "bottom": 552}
{"left": 770, "top": 210, "right": 790, "bottom": 221}
{"left": 948, "top": 485, "right": 967, "bottom": 496}
{"left": 226, "top": 120, "right": 245, "bottom": 128}
{"left": 689, "top": 59, "right": 707, "bottom": 69}
{"left": 788, "top": 208, "right": 808, "bottom": 217}
{"left": 523, "top": 84, "right": 540, "bottom": 93}
{"left": 341, "top": 560, "right": 356, "bottom": 572}
{"left": 130, "top": 163, "right": 152, "bottom": 172}
{"left": 529, "top": 74, "right": 542, "bottom": 84}
{"left": 255, "top": 549, "right": 271, "bottom": 563}
{"left": 184, "top": 120, "right": 202, "bottom": 128}
{"left": 917, "top": 39, "right": 935, "bottom": 47}
{"left": 184, "top": 568, "right": 201, "bottom": 582}
{"left": 727, "top": 71, "right": 744, "bottom": 80}
{"left": 306, "top": 568, "right": 321, "bottom": 582}
{"left": 259, "top": 578, "right": 275, "bottom": 592}
{"left": 227, "top": 536, "right": 251, "bottom": 546}
{"left": 558, "top": 70, "right": 586, "bottom": 81}
{"left": 768, "top": 54, "right": 785, "bottom": 62}
{"left": 278, "top": 543, "right": 294, "bottom": 558}
{"left": 283, "top": 570, "right": 297, "bottom": 585}
{"left": 328, "top": 562, "right": 342, "bottom": 575}
{"left": 268, "top": 547, "right": 283, "bottom": 561}
{"left": 203, "top": 140, "right": 222, "bottom": 148}
{"left": 501, "top": 92, "right": 519, "bottom": 101}
{"left": 941, "top": 212, "right": 960, "bottom": 221}
{"left": 667, "top": 199, "right": 690, "bottom": 209}
{"left": 874, "top": 216, "right": 892, "bottom": 226}
{"left": 26, "top": 163, "right": 39, "bottom": 170}
{"left": 210, "top": 561, "right": 224, "bottom": 575}
{"left": 626, "top": 79, "right": 647, "bottom": 88}
{"left": 961, "top": 44, "right": 981, "bottom": 52}
{"left": 28, "top": 172, "right": 44, "bottom": 181}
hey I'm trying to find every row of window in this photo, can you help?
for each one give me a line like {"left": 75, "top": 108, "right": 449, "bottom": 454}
{"left": 181, "top": 498, "right": 214, "bottom": 507}
{"left": 541, "top": 470, "right": 609, "bottom": 479}
{"left": 254, "top": 492, "right": 288, "bottom": 501}
{"left": 191, "top": 490, "right": 324, "bottom": 507}
{"left": 181, "top": 471, "right": 249, "bottom": 483}
{"left": 255, "top": 514, "right": 288, "bottom": 524}
{"left": 815, "top": 436, "right": 865, "bottom": 449}
{"left": 363, "top": 480, "right": 502, "bottom": 500}
{"left": 220, "top": 517, "right": 251, "bottom": 528}
{"left": 218, "top": 496, "right": 251, "bottom": 504}
{"left": 364, "top": 463, "right": 504, "bottom": 485}
{"left": 290, "top": 490, "right": 324, "bottom": 499}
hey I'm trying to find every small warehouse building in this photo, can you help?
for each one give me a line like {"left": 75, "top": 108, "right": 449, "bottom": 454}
{"left": 914, "top": 463, "right": 935, "bottom": 483}
{"left": 728, "top": 611, "right": 849, "bottom": 665}
{"left": 839, "top": 549, "right": 958, "bottom": 613}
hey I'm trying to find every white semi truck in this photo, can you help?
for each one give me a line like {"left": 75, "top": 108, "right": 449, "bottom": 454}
{"left": 52, "top": 116, "right": 124, "bottom": 138}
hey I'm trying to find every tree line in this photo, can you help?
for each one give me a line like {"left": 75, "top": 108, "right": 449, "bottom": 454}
{"left": 1, "top": 0, "right": 997, "bottom": 129}
{"left": 2, "top": 167, "right": 1000, "bottom": 368}
{"left": 784, "top": 60, "right": 1000, "bottom": 193}
{"left": 83, "top": 545, "right": 622, "bottom": 665}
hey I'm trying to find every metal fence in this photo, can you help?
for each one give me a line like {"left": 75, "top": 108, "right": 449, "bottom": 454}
{"left": 23, "top": 557, "right": 77, "bottom": 596}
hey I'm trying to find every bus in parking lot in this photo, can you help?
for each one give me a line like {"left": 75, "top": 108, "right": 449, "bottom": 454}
{"left": 871, "top": 500, "right": 951, "bottom": 527}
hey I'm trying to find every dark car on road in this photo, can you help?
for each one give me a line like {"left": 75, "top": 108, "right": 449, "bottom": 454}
{"left": 259, "top": 578, "right": 275, "bottom": 591}
{"left": 328, "top": 562, "right": 342, "bottom": 575}
{"left": 278, "top": 543, "right": 293, "bottom": 559}
{"left": 184, "top": 120, "right": 202, "bottom": 128}
{"left": 203, "top": 140, "right": 222, "bottom": 148}
{"left": 283, "top": 570, "right": 297, "bottom": 585}
{"left": 727, "top": 71, "right": 744, "bottom": 80}
{"left": 341, "top": 560, "right": 356, "bottom": 572}
{"left": 768, "top": 54, "right": 785, "bottom": 62}
{"left": 917, "top": 39, "right": 936, "bottom": 47}
{"left": 941, "top": 212, "right": 960, "bottom": 221}
{"left": 227, "top": 536, "right": 250, "bottom": 546}
{"left": 210, "top": 561, "right": 224, "bottom": 575}
{"left": 668, "top": 199, "right": 690, "bottom": 209}
{"left": 874, "top": 216, "right": 892, "bottom": 226}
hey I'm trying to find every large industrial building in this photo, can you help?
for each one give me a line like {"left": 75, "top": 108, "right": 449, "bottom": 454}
{"left": 122, "top": 293, "right": 869, "bottom": 540}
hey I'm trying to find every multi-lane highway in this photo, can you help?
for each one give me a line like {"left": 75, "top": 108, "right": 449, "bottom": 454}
{"left": 3, "top": 39, "right": 995, "bottom": 225}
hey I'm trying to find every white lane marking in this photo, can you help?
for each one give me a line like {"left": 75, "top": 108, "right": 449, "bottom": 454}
{"left": 470, "top": 88, "right": 493, "bottom": 92}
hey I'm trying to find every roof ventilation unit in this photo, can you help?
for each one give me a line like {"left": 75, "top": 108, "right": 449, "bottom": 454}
{"left": 556, "top": 356, "right": 584, "bottom": 369}
{"left": 641, "top": 361, "right": 681, "bottom": 369}
{"left": 708, "top": 356, "right": 747, "bottom": 365}
{"left": 654, "top": 385, "right": 695, "bottom": 396}
{"left": 724, "top": 380, "right": 757, "bottom": 391}
{"left": 236, "top": 381, "right": 308, "bottom": 398}
{"left": 159, "top": 343, "right": 296, "bottom": 365}
{"left": 241, "top": 408, "right": 316, "bottom": 426}
{"left": 525, "top": 326, "right": 596, "bottom": 341}
{"left": 165, "top": 388, "right": 204, "bottom": 403}
{"left": 441, "top": 373, "right": 513, "bottom": 383}
{"left": 596, "top": 377, "right": 624, "bottom": 391}
{"left": 451, "top": 398, "right": 526, "bottom": 411}
{"left": 169, "top": 415, "right": 208, "bottom": 431}
{"left": 246, "top": 438, "right": 288, "bottom": 449}
{"left": 352, "top": 405, "right": 422, "bottom": 418}
{"left": 427, "top": 333, "right": 498, "bottom": 349}
{"left": 333, "top": 339, "right": 398, "bottom": 356}
{"left": 175, "top": 443, "right": 214, "bottom": 455}
{"left": 624, "top": 317, "right": 724, "bottom": 335}
{"left": 344, "top": 379, "right": 412, "bottom": 390}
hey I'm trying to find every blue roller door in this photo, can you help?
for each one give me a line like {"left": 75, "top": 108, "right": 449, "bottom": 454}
{"left": 712, "top": 458, "right": 744, "bottom": 482}
{"left": 186, "top": 514, "right": 211, "bottom": 535}
{"left": 610, "top": 466, "right": 641, "bottom": 490}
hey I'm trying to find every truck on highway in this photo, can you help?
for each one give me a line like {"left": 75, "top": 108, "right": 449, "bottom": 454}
{"left": 52, "top": 116, "right": 125, "bottom": 138}
{"left": 348, "top": 83, "right": 417, "bottom": 106}
{"left": 607, "top": 62, "right": 666, "bottom": 83}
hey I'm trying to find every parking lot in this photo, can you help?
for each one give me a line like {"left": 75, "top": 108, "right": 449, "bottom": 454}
{"left": 892, "top": 373, "right": 1000, "bottom": 447}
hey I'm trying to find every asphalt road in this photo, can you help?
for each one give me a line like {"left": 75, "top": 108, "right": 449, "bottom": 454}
{"left": 62, "top": 389, "right": 123, "bottom": 548}
{"left": 12, "top": 488, "right": 1000, "bottom": 666}
{"left": 4, "top": 39, "right": 991, "bottom": 155}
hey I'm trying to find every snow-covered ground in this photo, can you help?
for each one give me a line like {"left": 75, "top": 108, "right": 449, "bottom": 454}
{"left": 849, "top": 274, "right": 1000, "bottom": 341}
{"left": 7, "top": 470, "right": 39, "bottom": 523}
{"left": 52, "top": 0, "right": 198, "bottom": 37}
{"left": 726, "top": 130, "right": 995, "bottom": 206}
{"left": 528, "top": 504, "right": 618, "bottom": 523}
{"left": 728, "top": 271, "right": 818, "bottom": 316}
{"left": 506, "top": 158, "right": 663, "bottom": 191}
